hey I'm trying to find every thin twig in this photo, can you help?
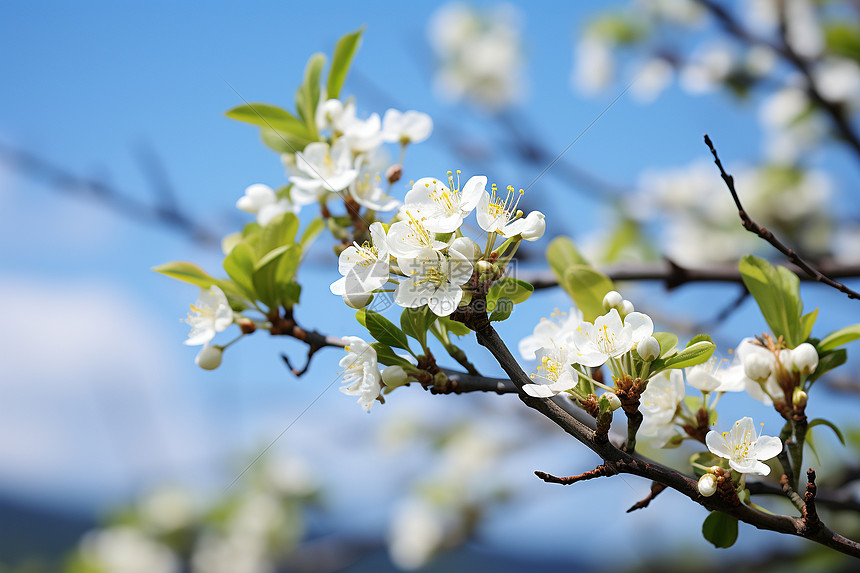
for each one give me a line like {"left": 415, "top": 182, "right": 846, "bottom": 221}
{"left": 535, "top": 464, "right": 614, "bottom": 485}
{"left": 704, "top": 134, "right": 860, "bottom": 301}
{"left": 626, "top": 482, "right": 668, "bottom": 513}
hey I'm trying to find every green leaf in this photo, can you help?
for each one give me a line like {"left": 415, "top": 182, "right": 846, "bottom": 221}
{"left": 152, "top": 261, "right": 216, "bottom": 289}
{"left": 296, "top": 53, "right": 326, "bottom": 138}
{"left": 489, "top": 297, "right": 514, "bottom": 322}
{"left": 818, "top": 323, "right": 860, "bottom": 352}
{"left": 371, "top": 343, "right": 413, "bottom": 368}
{"left": 702, "top": 511, "right": 739, "bottom": 549}
{"left": 487, "top": 277, "right": 534, "bottom": 307}
{"left": 546, "top": 236, "right": 589, "bottom": 284}
{"left": 437, "top": 315, "right": 471, "bottom": 337}
{"left": 223, "top": 242, "right": 257, "bottom": 299}
{"left": 690, "top": 452, "right": 721, "bottom": 477}
{"left": 401, "top": 307, "right": 437, "bottom": 349}
{"left": 807, "top": 418, "right": 846, "bottom": 447}
{"left": 360, "top": 309, "right": 411, "bottom": 352}
{"left": 225, "top": 103, "right": 311, "bottom": 137}
{"left": 653, "top": 332, "right": 678, "bottom": 358}
{"left": 739, "top": 255, "right": 803, "bottom": 347}
{"left": 299, "top": 218, "right": 325, "bottom": 251}
{"left": 562, "top": 266, "right": 615, "bottom": 322}
{"left": 824, "top": 23, "right": 860, "bottom": 63}
{"left": 800, "top": 308, "right": 819, "bottom": 342}
{"left": 259, "top": 212, "right": 299, "bottom": 256}
{"left": 327, "top": 28, "right": 363, "bottom": 100}
{"left": 252, "top": 245, "right": 296, "bottom": 308}
{"left": 653, "top": 341, "right": 716, "bottom": 371}
{"left": 808, "top": 348, "right": 847, "bottom": 384}
{"left": 280, "top": 281, "right": 302, "bottom": 307}
{"left": 686, "top": 334, "right": 713, "bottom": 347}
{"left": 259, "top": 127, "right": 313, "bottom": 154}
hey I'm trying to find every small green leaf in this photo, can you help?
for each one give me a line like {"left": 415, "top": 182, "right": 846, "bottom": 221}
{"left": 690, "top": 452, "right": 721, "bottom": 477}
{"left": 371, "top": 343, "right": 413, "bottom": 368}
{"left": 400, "top": 306, "right": 437, "bottom": 349}
{"left": 487, "top": 277, "right": 534, "bottom": 306}
{"left": 223, "top": 242, "right": 257, "bottom": 299}
{"left": 739, "top": 255, "right": 803, "bottom": 347}
{"left": 653, "top": 340, "right": 715, "bottom": 371}
{"left": 327, "top": 28, "right": 363, "bottom": 100}
{"left": 489, "top": 297, "right": 514, "bottom": 322}
{"left": 702, "top": 511, "right": 739, "bottom": 549}
{"left": 807, "top": 418, "right": 846, "bottom": 447}
{"left": 362, "top": 310, "right": 411, "bottom": 352}
{"left": 296, "top": 53, "right": 326, "bottom": 138}
{"left": 800, "top": 308, "right": 819, "bottom": 341}
{"left": 653, "top": 332, "right": 678, "bottom": 357}
{"left": 562, "top": 266, "right": 615, "bottom": 322}
{"left": 225, "top": 103, "right": 310, "bottom": 134}
{"left": 808, "top": 348, "right": 847, "bottom": 384}
{"left": 437, "top": 315, "right": 471, "bottom": 337}
{"left": 252, "top": 245, "right": 295, "bottom": 308}
{"left": 818, "top": 323, "right": 860, "bottom": 352}
{"left": 259, "top": 212, "right": 300, "bottom": 256}
{"left": 152, "top": 261, "right": 216, "bottom": 289}
{"left": 280, "top": 281, "right": 301, "bottom": 307}
{"left": 259, "top": 127, "right": 314, "bottom": 154}
{"left": 546, "top": 236, "right": 589, "bottom": 283}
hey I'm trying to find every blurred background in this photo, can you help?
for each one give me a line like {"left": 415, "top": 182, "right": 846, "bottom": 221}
{"left": 2, "top": 1, "right": 860, "bottom": 571}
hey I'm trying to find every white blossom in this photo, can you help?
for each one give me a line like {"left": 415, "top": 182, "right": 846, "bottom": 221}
{"left": 686, "top": 356, "right": 746, "bottom": 393}
{"left": 571, "top": 309, "right": 653, "bottom": 367}
{"left": 346, "top": 154, "right": 400, "bottom": 212}
{"left": 315, "top": 98, "right": 356, "bottom": 134}
{"left": 475, "top": 183, "right": 538, "bottom": 237}
{"left": 382, "top": 109, "right": 433, "bottom": 145}
{"left": 518, "top": 307, "right": 584, "bottom": 360}
{"left": 343, "top": 113, "right": 383, "bottom": 154}
{"left": 339, "top": 336, "right": 382, "bottom": 411}
{"left": 791, "top": 342, "right": 819, "bottom": 375}
{"left": 706, "top": 417, "right": 782, "bottom": 476}
{"left": 394, "top": 249, "right": 473, "bottom": 317}
{"left": 387, "top": 212, "right": 451, "bottom": 259}
{"left": 79, "top": 527, "right": 179, "bottom": 573}
{"left": 289, "top": 140, "right": 358, "bottom": 204}
{"left": 404, "top": 173, "right": 485, "bottom": 233}
{"left": 184, "top": 286, "right": 233, "bottom": 346}
{"left": 522, "top": 343, "right": 579, "bottom": 398}
{"left": 235, "top": 183, "right": 297, "bottom": 226}
{"left": 330, "top": 222, "right": 390, "bottom": 297}
{"left": 639, "top": 370, "right": 685, "bottom": 448}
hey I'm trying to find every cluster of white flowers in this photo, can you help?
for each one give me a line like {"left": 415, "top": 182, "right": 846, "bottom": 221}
{"left": 330, "top": 172, "right": 545, "bottom": 317}
{"left": 235, "top": 97, "right": 433, "bottom": 226}
{"left": 518, "top": 293, "right": 654, "bottom": 400}
{"left": 428, "top": 2, "right": 526, "bottom": 110}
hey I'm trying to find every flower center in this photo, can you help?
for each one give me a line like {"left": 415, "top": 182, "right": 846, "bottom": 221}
{"left": 405, "top": 211, "right": 435, "bottom": 247}
{"left": 595, "top": 323, "right": 617, "bottom": 354}
{"left": 486, "top": 183, "right": 524, "bottom": 223}
{"left": 352, "top": 240, "right": 378, "bottom": 265}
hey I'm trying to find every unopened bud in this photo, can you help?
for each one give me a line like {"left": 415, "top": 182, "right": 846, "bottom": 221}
{"left": 698, "top": 473, "right": 718, "bottom": 497}
{"left": 386, "top": 164, "right": 403, "bottom": 184}
{"left": 637, "top": 336, "right": 660, "bottom": 362}
{"left": 382, "top": 365, "right": 410, "bottom": 389}
{"left": 791, "top": 343, "right": 819, "bottom": 376}
{"left": 793, "top": 388, "right": 808, "bottom": 409}
{"left": 195, "top": 345, "right": 223, "bottom": 370}
{"left": 743, "top": 354, "right": 772, "bottom": 383}
{"left": 605, "top": 392, "right": 622, "bottom": 411}
{"left": 476, "top": 260, "right": 494, "bottom": 275}
{"left": 519, "top": 211, "right": 546, "bottom": 241}
{"left": 619, "top": 300, "right": 634, "bottom": 317}
{"left": 602, "top": 291, "right": 623, "bottom": 311}
{"left": 342, "top": 292, "right": 373, "bottom": 309}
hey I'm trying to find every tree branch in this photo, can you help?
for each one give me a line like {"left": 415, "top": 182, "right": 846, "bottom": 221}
{"left": 626, "top": 482, "right": 668, "bottom": 513}
{"left": 704, "top": 134, "right": 860, "bottom": 301}
{"left": 457, "top": 303, "right": 860, "bottom": 558}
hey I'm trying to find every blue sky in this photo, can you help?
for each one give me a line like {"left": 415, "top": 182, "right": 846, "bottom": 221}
{"left": 2, "top": 0, "right": 859, "bottom": 565}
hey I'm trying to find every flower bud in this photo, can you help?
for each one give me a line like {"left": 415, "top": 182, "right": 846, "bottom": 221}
{"left": 342, "top": 292, "right": 374, "bottom": 309}
{"left": 619, "top": 299, "right": 635, "bottom": 318}
{"left": 476, "top": 260, "right": 494, "bottom": 275}
{"left": 637, "top": 336, "right": 660, "bottom": 362}
{"left": 195, "top": 345, "right": 223, "bottom": 370}
{"left": 450, "top": 236, "right": 482, "bottom": 264}
{"left": 519, "top": 211, "right": 546, "bottom": 241}
{"left": 605, "top": 392, "right": 622, "bottom": 411}
{"left": 791, "top": 343, "right": 819, "bottom": 375}
{"left": 385, "top": 164, "right": 403, "bottom": 185}
{"left": 382, "top": 365, "right": 410, "bottom": 389}
{"left": 698, "top": 473, "right": 718, "bottom": 497}
{"left": 793, "top": 388, "right": 808, "bottom": 409}
{"left": 743, "top": 353, "right": 772, "bottom": 383}
{"left": 602, "top": 291, "right": 623, "bottom": 311}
